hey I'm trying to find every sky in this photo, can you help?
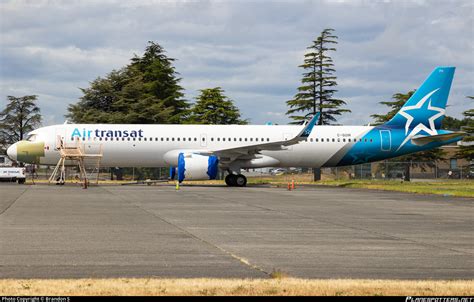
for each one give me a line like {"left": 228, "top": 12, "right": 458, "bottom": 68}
{"left": 0, "top": 0, "right": 473, "bottom": 126}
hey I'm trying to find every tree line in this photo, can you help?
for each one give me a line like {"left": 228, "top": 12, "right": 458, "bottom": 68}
{"left": 1, "top": 34, "right": 472, "bottom": 180}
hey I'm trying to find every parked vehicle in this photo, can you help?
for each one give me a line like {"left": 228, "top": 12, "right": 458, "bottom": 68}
{"left": 0, "top": 155, "right": 26, "bottom": 184}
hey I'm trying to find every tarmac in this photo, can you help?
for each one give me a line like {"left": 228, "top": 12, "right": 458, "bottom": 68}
{"left": 0, "top": 183, "right": 472, "bottom": 279}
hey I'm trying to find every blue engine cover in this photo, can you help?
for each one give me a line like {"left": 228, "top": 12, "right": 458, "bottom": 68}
{"left": 207, "top": 155, "right": 219, "bottom": 179}
{"left": 177, "top": 153, "right": 219, "bottom": 183}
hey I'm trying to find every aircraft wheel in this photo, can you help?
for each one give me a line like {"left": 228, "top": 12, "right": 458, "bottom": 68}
{"left": 235, "top": 174, "right": 247, "bottom": 187}
{"left": 225, "top": 174, "right": 237, "bottom": 186}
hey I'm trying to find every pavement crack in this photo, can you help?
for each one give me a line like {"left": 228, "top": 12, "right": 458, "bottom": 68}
{"left": 101, "top": 187, "right": 270, "bottom": 278}
{"left": 0, "top": 186, "right": 28, "bottom": 216}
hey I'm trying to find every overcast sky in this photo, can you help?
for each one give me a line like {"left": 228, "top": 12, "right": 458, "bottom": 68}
{"left": 1, "top": 0, "right": 472, "bottom": 126}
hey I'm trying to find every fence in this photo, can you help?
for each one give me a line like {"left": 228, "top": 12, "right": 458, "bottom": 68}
{"left": 319, "top": 161, "right": 473, "bottom": 180}
{"left": 22, "top": 160, "right": 474, "bottom": 182}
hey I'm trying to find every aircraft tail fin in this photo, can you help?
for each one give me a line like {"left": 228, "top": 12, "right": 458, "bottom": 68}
{"left": 384, "top": 66, "right": 455, "bottom": 131}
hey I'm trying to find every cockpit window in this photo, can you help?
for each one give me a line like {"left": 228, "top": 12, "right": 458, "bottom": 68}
{"left": 26, "top": 134, "right": 37, "bottom": 142}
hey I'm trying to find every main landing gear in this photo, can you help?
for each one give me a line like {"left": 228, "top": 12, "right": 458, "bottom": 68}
{"left": 225, "top": 174, "right": 247, "bottom": 187}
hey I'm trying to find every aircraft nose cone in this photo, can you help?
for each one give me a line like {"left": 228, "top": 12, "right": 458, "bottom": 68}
{"left": 7, "top": 144, "right": 17, "bottom": 161}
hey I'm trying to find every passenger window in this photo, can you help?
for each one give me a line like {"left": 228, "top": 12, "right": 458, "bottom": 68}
{"left": 189, "top": 138, "right": 191, "bottom": 141}
{"left": 172, "top": 138, "right": 175, "bottom": 141}
{"left": 234, "top": 138, "right": 237, "bottom": 141}
{"left": 364, "top": 139, "right": 367, "bottom": 142}
{"left": 194, "top": 138, "right": 197, "bottom": 141}
{"left": 370, "top": 139, "right": 373, "bottom": 143}
{"left": 217, "top": 138, "right": 220, "bottom": 141}
{"left": 202, "top": 137, "right": 205, "bottom": 141}
{"left": 310, "top": 138, "right": 313, "bottom": 142}
{"left": 239, "top": 138, "right": 242, "bottom": 141}
{"left": 267, "top": 138, "right": 270, "bottom": 142}
{"left": 337, "top": 138, "right": 340, "bottom": 142}
{"left": 166, "top": 138, "right": 169, "bottom": 141}
{"left": 342, "top": 138, "right": 345, "bottom": 142}
{"left": 245, "top": 138, "right": 248, "bottom": 142}
{"left": 127, "top": 138, "right": 130, "bottom": 141}
{"left": 250, "top": 138, "right": 253, "bottom": 142}
{"left": 211, "top": 138, "right": 214, "bottom": 141}
{"left": 144, "top": 138, "right": 147, "bottom": 141}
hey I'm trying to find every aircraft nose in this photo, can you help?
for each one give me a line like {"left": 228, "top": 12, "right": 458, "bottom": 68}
{"left": 7, "top": 143, "right": 17, "bottom": 161}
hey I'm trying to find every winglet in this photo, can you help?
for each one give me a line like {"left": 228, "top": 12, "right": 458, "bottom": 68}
{"left": 298, "top": 113, "right": 320, "bottom": 138}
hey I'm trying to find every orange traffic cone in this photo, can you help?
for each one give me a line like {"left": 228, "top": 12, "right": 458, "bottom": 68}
{"left": 291, "top": 179, "right": 295, "bottom": 190}
{"left": 287, "top": 182, "right": 291, "bottom": 191}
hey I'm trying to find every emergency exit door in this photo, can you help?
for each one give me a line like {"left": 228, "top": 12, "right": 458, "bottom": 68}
{"left": 379, "top": 130, "right": 391, "bottom": 151}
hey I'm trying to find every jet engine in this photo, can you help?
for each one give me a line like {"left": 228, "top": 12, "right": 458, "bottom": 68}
{"left": 170, "top": 153, "right": 219, "bottom": 183}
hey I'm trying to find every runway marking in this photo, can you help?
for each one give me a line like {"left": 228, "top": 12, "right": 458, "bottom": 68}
{"left": 101, "top": 186, "right": 270, "bottom": 278}
{"left": 0, "top": 186, "right": 29, "bottom": 216}
{"left": 215, "top": 187, "right": 474, "bottom": 256}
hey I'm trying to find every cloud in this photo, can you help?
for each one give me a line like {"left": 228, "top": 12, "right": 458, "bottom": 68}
{"left": 0, "top": 0, "right": 472, "bottom": 126}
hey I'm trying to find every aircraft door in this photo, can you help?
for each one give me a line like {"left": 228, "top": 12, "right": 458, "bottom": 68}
{"left": 54, "top": 127, "right": 66, "bottom": 150}
{"left": 379, "top": 130, "right": 391, "bottom": 151}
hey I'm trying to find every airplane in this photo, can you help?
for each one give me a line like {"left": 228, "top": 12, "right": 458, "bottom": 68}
{"left": 6, "top": 66, "right": 465, "bottom": 186}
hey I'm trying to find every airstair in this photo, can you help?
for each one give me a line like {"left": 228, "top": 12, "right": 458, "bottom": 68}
{"left": 48, "top": 137, "right": 103, "bottom": 188}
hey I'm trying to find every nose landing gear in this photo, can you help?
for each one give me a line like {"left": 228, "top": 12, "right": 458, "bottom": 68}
{"left": 225, "top": 173, "right": 247, "bottom": 187}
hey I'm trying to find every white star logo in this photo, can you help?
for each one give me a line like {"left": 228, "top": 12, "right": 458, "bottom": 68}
{"left": 396, "top": 88, "right": 445, "bottom": 151}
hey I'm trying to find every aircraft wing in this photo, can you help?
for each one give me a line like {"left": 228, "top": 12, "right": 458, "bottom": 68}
{"left": 411, "top": 131, "right": 465, "bottom": 146}
{"left": 197, "top": 113, "right": 320, "bottom": 162}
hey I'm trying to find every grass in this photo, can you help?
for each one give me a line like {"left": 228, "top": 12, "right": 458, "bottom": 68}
{"left": 313, "top": 179, "right": 474, "bottom": 198}
{"left": 0, "top": 278, "right": 472, "bottom": 296}
{"left": 244, "top": 174, "right": 474, "bottom": 198}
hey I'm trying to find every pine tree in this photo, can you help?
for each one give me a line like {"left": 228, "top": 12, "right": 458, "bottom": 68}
{"left": 128, "top": 41, "right": 188, "bottom": 124}
{"left": 0, "top": 95, "right": 42, "bottom": 153}
{"left": 67, "top": 41, "right": 188, "bottom": 124}
{"left": 286, "top": 28, "right": 350, "bottom": 125}
{"left": 188, "top": 87, "right": 247, "bottom": 125}
{"left": 456, "top": 96, "right": 473, "bottom": 161}
{"left": 371, "top": 90, "right": 445, "bottom": 181}
{"left": 286, "top": 29, "right": 350, "bottom": 181}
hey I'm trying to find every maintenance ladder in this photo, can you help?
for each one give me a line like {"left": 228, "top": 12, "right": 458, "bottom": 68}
{"left": 48, "top": 141, "right": 103, "bottom": 188}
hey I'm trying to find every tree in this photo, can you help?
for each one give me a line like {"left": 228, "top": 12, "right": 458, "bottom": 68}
{"left": 286, "top": 28, "right": 350, "bottom": 125}
{"left": 0, "top": 95, "right": 42, "bottom": 153}
{"left": 188, "top": 87, "right": 247, "bottom": 124}
{"left": 442, "top": 115, "right": 469, "bottom": 131}
{"left": 371, "top": 90, "right": 445, "bottom": 181}
{"left": 456, "top": 96, "right": 474, "bottom": 161}
{"left": 67, "top": 41, "right": 189, "bottom": 124}
{"left": 286, "top": 28, "right": 350, "bottom": 180}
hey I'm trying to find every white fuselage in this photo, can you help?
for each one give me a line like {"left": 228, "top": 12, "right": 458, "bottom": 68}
{"left": 29, "top": 124, "right": 374, "bottom": 168}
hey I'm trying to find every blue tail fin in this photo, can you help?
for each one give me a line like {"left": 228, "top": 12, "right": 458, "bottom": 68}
{"left": 385, "top": 66, "right": 455, "bottom": 131}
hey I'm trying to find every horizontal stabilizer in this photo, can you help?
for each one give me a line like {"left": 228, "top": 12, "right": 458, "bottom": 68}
{"left": 411, "top": 132, "right": 465, "bottom": 146}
